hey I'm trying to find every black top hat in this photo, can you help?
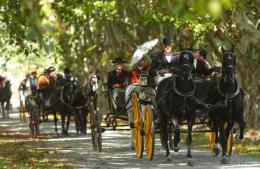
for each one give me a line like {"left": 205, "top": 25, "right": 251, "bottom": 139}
{"left": 111, "top": 57, "right": 127, "bottom": 64}
{"left": 64, "top": 68, "right": 70, "bottom": 74}
{"left": 162, "top": 37, "right": 172, "bottom": 46}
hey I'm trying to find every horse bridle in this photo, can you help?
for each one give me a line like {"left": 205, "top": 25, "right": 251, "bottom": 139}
{"left": 218, "top": 52, "right": 240, "bottom": 99}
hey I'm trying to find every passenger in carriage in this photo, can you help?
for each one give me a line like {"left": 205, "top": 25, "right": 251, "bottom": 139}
{"left": 107, "top": 57, "right": 129, "bottom": 110}
{"left": 193, "top": 49, "right": 220, "bottom": 77}
{"left": 63, "top": 68, "right": 79, "bottom": 89}
{"left": 125, "top": 58, "right": 148, "bottom": 149}
{"left": 37, "top": 66, "right": 56, "bottom": 105}
{"left": 29, "top": 70, "right": 38, "bottom": 96}
{"left": 149, "top": 37, "right": 179, "bottom": 86}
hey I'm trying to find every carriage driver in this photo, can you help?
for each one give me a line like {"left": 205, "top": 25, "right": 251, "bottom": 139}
{"left": 149, "top": 37, "right": 179, "bottom": 86}
{"left": 107, "top": 57, "right": 129, "bottom": 110}
{"left": 63, "top": 68, "right": 79, "bottom": 89}
{"left": 62, "top": 68, "right": 79, "bottom": 103}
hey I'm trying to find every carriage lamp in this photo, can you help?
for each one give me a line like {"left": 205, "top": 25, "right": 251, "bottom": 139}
{"left": 139, "top": 74, "right": 148, "bottom": 86}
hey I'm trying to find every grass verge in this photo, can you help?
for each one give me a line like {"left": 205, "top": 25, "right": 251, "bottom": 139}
{"left": 0, "top": 139, "right": 73, "bottom": 169}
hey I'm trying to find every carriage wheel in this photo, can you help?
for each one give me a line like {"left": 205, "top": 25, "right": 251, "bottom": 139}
{"left": 29, "top": 110, "right": 34, "bottom": 135}
{"left": 90, "top": 109, "right": 97, "bottom": 151}
{"left": 208, "top": 131, "right": 216, "bottom": 155}
{"left": 144, "top": 105, "right": 154, "bottom": 160}
{"left": 112, "top": 118, "right": 117, "bottom": 130}
{"left": 105, "top": 114, "right": 111, "bottom": 127}
{"left": 131, "top": 92, "right": 143, "bottom": 158}
{"left": 97, "top": 111, "right": 102, "bottom": 152}
{"left": 35, "top": 108, "right": 40, "bottom": 135}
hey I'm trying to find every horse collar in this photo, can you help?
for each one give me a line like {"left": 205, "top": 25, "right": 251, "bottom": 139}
{"left": 217, "top": 78, "right": 240, "bottom": 99}
{"left": 173, "top": 77, "right": 195, "bottom": 97}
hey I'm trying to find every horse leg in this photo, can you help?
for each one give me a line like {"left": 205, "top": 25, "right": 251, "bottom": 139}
{"left": 61, "top": 114, "right": 66, "bottom": 135}
{"left": 53, "top": 112, "right": 58, "bottom": 133}
{"left": 65, "top": 113, "right": 71, "bottom": 135}
{"left": 186, "top": 118, "right": 193, "bottom": 166}
{"left": 1, "top": 102, "right": 5, "bottom": 118}
{"left": 213, "top": 122, "right": 221, "bottom": 156}
{"left": 83, "top": 110, "right": 87, "bottom": 134}
{"left": 237, "top": 120, "right": 245, "bottom": 140}
{"left": 171, "top": 118, "right": 180, "bottom": 152}
{"left": 219, "top": 119, "right": 229, "bottom": 164}
{"left": 75, "top": 110, "right": 81, "bottom": 134}
{"left": 159, "top": 112, "right": 171, "bottom": 161}
{"left": 235, "top": 112, "right": 246, "bottom": 140}
{"left": 6, "top": 101, "right": 10, "bottom": 118}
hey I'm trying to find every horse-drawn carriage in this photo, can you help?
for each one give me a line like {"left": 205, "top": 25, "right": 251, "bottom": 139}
{"left": 98, "top": 74, "right": 155, "bottom": 160}
{"left": 92, "top": 48, "right": 242, "bottom": 165}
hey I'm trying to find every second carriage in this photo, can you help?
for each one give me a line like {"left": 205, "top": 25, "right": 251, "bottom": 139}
{"left": 100, "top": 73, "right": 155, "bottom": 160}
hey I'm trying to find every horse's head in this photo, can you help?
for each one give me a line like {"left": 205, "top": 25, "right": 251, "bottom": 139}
{"left": 178, "top": 49, "right": 194, "bottom": 80}
{"left": 5, "top": 80, "right": 11, "bottom": 88}
{"left": 173, "top": 49, "right": 195, "bottom": 95}
{"left": 221, "top": 47, "right": 236, "bottom": 83}
{"left": 89, "top": 73, "right": 99, "bottom": 92}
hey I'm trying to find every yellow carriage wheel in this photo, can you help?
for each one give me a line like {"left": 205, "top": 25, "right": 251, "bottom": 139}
{"left": 226, "top": 124, "right": 233, "bottom": 156}
{"left": 131, "top": 92, "right": 143, "bottom": 158}
{"left": 144, "top": 106, "right": 154, "bottom": 160}
{"left": 208, "top": 131, "right": 216, "bottom": 154}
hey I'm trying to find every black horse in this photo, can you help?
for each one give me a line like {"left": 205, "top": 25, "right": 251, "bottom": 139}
{"left": 72, "top": 73, "right": 99, "bottom": 134}
{"left": 37, "top": 74, "right": 74, "bottom": 135}
{"left": 156, "top": 49, "right": 196, "bottom": 165}
{"left": 206, "top": 47, "right": 245, "bottom": 164}
{"left": 0, "top": 80, "right": 12, "bottom": 118}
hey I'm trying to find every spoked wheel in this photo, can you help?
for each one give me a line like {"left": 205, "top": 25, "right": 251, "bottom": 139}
{"left": 208, "top": 131, "right": 216, "bottom": 155}
{"left": 29, "top": 104, "right": 40, "bottom": 135}
{"left": 105, "top": 114, "right": 111, "bottom": 127}
{"left": 90, "top": 107, "right": 102, "bottom": 152}
{"left": 34, "top": 108, "right": 40, "bottom": 135}
{"left": 96, "top": 111, "right": 102, "bottom": 152}
{"left": 143, "top": 105, "right": 154, "bottom": 160}
{"left": 90, "top": 109, "right": 97, "bottom": 151}
{"left": 131, "top": 92, "right": 143, "bottom": 158}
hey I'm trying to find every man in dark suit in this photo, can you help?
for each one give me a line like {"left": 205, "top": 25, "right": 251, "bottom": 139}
{"left": 107, "top": 57, "right": 129, "bottom": 110}
{"left": 149, "top": 37, "right": 179, "bottom": 86}
{"left": 107, "top": 57, "right": 129, "bottom": 89}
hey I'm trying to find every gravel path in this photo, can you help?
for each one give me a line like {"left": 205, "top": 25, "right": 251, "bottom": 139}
{"left": 0, "top": 111, "right": 260, "bottom": 169}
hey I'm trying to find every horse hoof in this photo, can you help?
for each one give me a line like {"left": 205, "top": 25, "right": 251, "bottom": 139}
{"left": 187, "top": 158, "right": 194, "bottom": 166}
{"left": 213, "top": 143, "right": 221, "bottom": 156}
{"left": 173, "top": 146, "right": 180, "bottom": 152}
{"left": 166, "top": 154, "right": 172, "bottom": 162}
{"left": 221, "top": 156, "right": 230, "bottom": 164}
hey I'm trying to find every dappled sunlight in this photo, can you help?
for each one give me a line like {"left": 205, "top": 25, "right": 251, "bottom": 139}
{"left": 0, "top": 112, "right": 259, "bottom": 168}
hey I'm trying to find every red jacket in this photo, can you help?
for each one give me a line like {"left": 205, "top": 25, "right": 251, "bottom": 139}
{"left": 129, "top": 66, "right": 143, "bottom": 84}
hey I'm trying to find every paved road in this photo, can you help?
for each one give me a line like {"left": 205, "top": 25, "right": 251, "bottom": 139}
{"left": 0, "top": 111, "right": 260, "bottom": 169}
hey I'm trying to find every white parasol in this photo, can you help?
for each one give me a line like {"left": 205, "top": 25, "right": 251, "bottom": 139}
{"left": 130, "top": 39, "right": 158, "bottom": 67}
